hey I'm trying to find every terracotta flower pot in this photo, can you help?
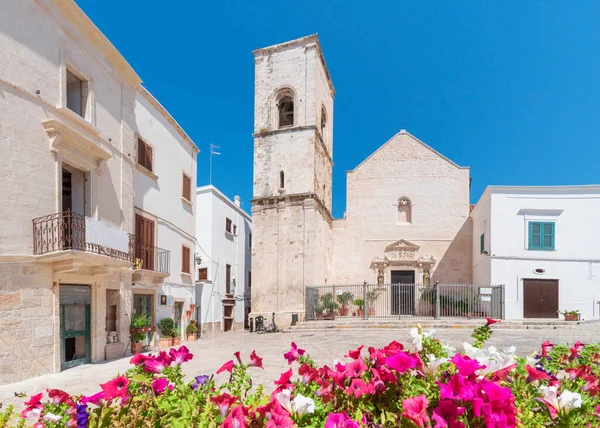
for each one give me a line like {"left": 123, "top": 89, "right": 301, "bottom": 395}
{"left": 173, "top": 336, "right": 181, "bottom": 346}
{"left": 131, "top": 341, "right": 143, "bottom": 354}
{"left": 159, "top": 337, "right": 173, "bottom": 349}
{"left": 339, "top": 308, "right": 348, "bottom": 316}
{"left": 356, "top": 309, "right": 364, "bottom": 317}
{"left": 187, "top": 334, "right": 197, "bottom": 342}
{"left": 564, "top": 314, "right": 579, "bottom": 321}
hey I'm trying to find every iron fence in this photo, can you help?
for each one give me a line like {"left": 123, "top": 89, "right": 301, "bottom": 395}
{"left": 134, "top": 243, "right": 170, "bottom": 274}
{"left": 33, "top": 210, "right": 135, "bottom": 263}
{"left": 305, "top": 283, "right": 504, "bottom": 320}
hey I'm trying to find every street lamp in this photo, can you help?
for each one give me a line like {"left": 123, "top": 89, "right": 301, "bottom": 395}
{"left": 194, "top": 253, "right": 202, "bottom": 266}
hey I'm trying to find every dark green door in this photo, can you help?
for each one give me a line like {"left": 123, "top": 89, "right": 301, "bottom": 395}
{"left": 60, "top": 285, "right": 91, "bottom": 370}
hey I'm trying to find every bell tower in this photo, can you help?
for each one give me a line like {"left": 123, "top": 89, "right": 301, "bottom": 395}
{"left": 251, "top": 35, "right": 334, "bottom": 325}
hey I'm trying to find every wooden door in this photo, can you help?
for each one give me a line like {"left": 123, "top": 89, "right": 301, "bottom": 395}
{"left": 135, "top": 215, "right": 155, "bottom": 271}
{"left": 523, "top": 279, "right": 559, "bottom": 318}
{"left": 391, "top": 270, "right": 415, "bottom": 316}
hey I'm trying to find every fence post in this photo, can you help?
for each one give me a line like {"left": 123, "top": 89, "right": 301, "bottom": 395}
{"left": 501, "top": 284, "right": 505, "bottom": 320}
{"left": 435, "top": 281, "right": 440, "bottom": 320}
{"left": 363, "top": 280, "right": 368, "bottom": 320}
{"left": 467, "top": 284, "right": 472, "bottom": 320}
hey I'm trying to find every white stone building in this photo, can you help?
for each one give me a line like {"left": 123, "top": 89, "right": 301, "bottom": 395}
{"left": 250, "top": 35, "right": 472, "bottom": 326}
{"left": 132, "top": 88, "right": 199, "bottom": 346}
{"left": 196, "top": 186, "right": 252, "bottom": 334}
{"left": 0, "top": 0, "right": 140, "bottom": 383}
{"left": 472, "top": 186, "right": 600, "bottom": 320}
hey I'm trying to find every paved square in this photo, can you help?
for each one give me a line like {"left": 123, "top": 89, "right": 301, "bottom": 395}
{"left": 1, "top": 324, "right": 596, "bottom": 411}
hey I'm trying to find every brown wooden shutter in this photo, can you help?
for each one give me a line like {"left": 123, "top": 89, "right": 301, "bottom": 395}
{"left": 137, "top": 139, "right": 153, "bottom": 172}
{"left": 226, "top": 264, "right": 231, "bottom": 294}
{"left": 198, "top": 268, "right": 208, "bottom": 281}
{"left": 182, "top": 246, "right": 190, "bottom": 273}
{"left": 146, "top": 143, "right": 153, "bottom": 171}
{"left": 182, "top": 173, "right": 191, "bottom": 201}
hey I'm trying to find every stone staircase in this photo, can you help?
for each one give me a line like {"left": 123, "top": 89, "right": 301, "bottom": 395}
{"left": 287, "top": 318, "right": 585, "bottom": 332}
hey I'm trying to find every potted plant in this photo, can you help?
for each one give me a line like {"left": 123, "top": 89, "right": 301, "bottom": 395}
{"left": 353, "top": 299, "right": 365, "bottom": 317}
{"left": 173, "top": 327, "right": 181, "bottom": 346}
{"left": 130, "top": 312, "right": 151, "bottom": 354}
{"left": 186, "top": 321, "right": 198, "bottom": 342}
{"left": 336, "top": 291, "right": 354, "bottom": 317}
{"left": 366, "top": 289, "right": 382, "bottom": 316}
{"left": 319, "top": 293, "right": 338, "bottom": 320}
{"left": 558, "top": 309, "right": 580, "bottom": 321}
{"left": 157, "top": 317, "right": 175, "bottom": 348}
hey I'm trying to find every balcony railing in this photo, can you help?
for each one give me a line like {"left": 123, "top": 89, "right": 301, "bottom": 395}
{"left": 33, "top": 210, "right": 134, "bottom": 263}
{"left": 134, "top": 243, "right": 170, "bottom": 275}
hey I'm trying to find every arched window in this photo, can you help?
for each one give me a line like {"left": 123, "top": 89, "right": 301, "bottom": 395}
{"left": 320, "top": 106, "right": 327, "bottom": 135}
{"left": 278, "top": 96, "right": 294, "bottom": 128}
{"left": 280, "top": 171, "right": 285, "bottom": 189}
{"left": 397, "top": 196, "right": 412, "bottom": 224}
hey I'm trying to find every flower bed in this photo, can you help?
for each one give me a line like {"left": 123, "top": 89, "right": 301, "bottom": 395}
{"left": 2, "top": 318, "right": 600, "bottom": 427}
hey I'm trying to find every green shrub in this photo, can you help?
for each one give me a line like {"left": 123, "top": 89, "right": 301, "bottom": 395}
{"left": 157, "top": 317, "right": 175, "bottom": 338}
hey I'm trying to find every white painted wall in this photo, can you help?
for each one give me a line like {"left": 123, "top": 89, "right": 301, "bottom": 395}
{"left": 473, "top": 186, "right": 600, "bottom": 320}
{"left": 133, "top": 88, "right": 198, "bottom": 340}
{"left": 195, "top": 186, "right": 252, "bottom": 333}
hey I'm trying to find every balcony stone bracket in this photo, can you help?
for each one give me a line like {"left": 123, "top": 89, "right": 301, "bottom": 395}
{"left": 43, "top": 118, "right": 112, "bottom": 172}
{"left": 133, "top": 269, "right": 169, "bottom": 285}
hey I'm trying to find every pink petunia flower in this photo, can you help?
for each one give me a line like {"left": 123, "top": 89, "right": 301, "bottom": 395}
{"left": 385, "top": 351, "right": 418, "bottom": 373}
{"left": 144, "top": 351, "right": 173, "bottom": 374}
{"left": 346, "top": 378, "right": 373, "bottom": 398}
{"left": 129, "top": 353, "right": 148, "bottom": 365}
{"left": 344, "top": 345, "right": 364, "bottom": 360}
{"left": 541, "top": 340, "right": 554, "bottom": 358}
{"left": 222, "top": 404, "right": 248, "bottom": 428}
{"left": 21, "top": 392, "right": 44, "bottom": 419}
{"left": 438, "top": 374, "right": 475, "bottom": 402}
{"left": 402, "top": 394, "right": 430, "bottom": 427}
{"left": 344, "top": 358, "right": 368, "bottom": 378}
{"left": 432, "top": 399, "right": 466, "bottom": 428}
{"left": 151, "top": 377, "right": 171, "bottom": 395}
{"left": 283, "top": 342, "right": 306, "bottom": 365}
{"left": 169, "top": 346, "right": 193, "bottom": 365}
{"left": 80, "top": 391, "right": 104, "bottom": 406}
{"left": 210, "top": 392, "right": 239, "bottom": 418}
{"left": 47, "top": 389, "right": 70, "bottom": 405}
{"left": 382, "top": 340, "right": 404, "bottom": 356}
{"left": 216, "top": 360, "right": 235, "bottom": 374}
{"left": 324, "top": 412, "right": 360, "bottom": 428}
{"left": 100, "top": 375, "right": 129, "bottom": 401}
{"left": 485, "top": 317, "right": 499, "bottom": 326}
{"left": 525, "top": 365, "right": 552, "bottom": 384}
{"left": 234, "top": 351, "right": 242, "bottom": 364}
{"left": 450, "top": 354, "right": 484, "bottom": 377}
{"left": 274, "top": 369, "right": 294, "bottom": 391}
{"left": 249, "top": 350, "right": 263, "bottom": 369}
{"left": 298, "top": 363, "right": 318, "bottom": 384}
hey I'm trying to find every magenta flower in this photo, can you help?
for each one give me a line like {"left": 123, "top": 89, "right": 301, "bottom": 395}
{"left": 283, "top": 342, "right": 305, "bottom": 364}
{"left": 222, "top": 404, "right": 248, "bottom": 428}
{"left": 346, "top": 378, "right": 373, "bottom": 398}
{"left": 249, "top": 350, "right": 263, "bottom": 369}
{"left": 438, "top": 374, "right": 475, "bottom": 402}
{"left": 144, "top": 351, "right": 173, "bottom": 374}
{"left": 234, "top": 351, "right": 242, "bottom": 364}
{"left": 169, "top": 346, "right": 193, "bottom": 365}
{"left": 47, "top": 389, "right": 70, "bottom": 405}
{"left": 432, "top": 399, "right": 466, "bottom": 428}
{"left": 485, "top": 317, "right": 500, "bottom": 326}
{"left": 299, "top": 363, "right": 318, "bottom": 384}
{"left": 129, "top": 353, "right": 148, "bottom": 365}
{"left": 385, "top": 351, "right": 418, "bottom": 373}
{"left": 324, "top": 412, "right": 360, "bottom": 428}
{"left": 450, "top": 354, "right": 484, "bottom": 377}
{"left": 344, "top": 345, "right": 364, "bottom": 360}
{"left": 525, "top": 365, "right": 552, "bottom": 384}
{"left": 21, "top": 392, "right": 43, "bottom": 418}
{"left": 402, "top": 394, "right": 430, "bottom": 427}
{"left": 80, "top": 391, "right": 104, "bottom": 406}
{"left": 274, "top": 368, "right": 294, "bottom": 390}
{"left": 541, "top": 340, "right": 554, "bottom": 358}
{"left": 100, "top": 375, "right": 129, "bottom": 401}
{"left": 344, "top": 358, "right": 368, "bottom": 378}
{"left": 210, "top": 392, "right": 238, "bottom": 418}
{"left": 216, "top": 360, "right": 235, "bottom": 374}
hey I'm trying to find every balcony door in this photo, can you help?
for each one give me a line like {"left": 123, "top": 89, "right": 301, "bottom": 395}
{"left": 135, "top": 214, "right": 155, "bottom": 271}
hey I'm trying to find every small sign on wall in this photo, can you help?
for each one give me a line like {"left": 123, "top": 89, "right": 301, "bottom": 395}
{"left": 160, "top": 295, "right": 167, "bottom": 306}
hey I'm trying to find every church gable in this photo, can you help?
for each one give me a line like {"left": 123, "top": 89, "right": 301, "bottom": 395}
{"left": 350, "top": 130, "right": 467, "bottom": 176}
{"left": 384, "top": 239, "right": 420, "bottom": 253}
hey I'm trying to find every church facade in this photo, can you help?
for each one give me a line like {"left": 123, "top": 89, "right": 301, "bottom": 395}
{"left": 251, "top": 35, "right": 472, "bottom": 325}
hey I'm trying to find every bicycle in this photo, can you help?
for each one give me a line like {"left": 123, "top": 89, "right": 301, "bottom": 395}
{"left": 256, "top": 312, "right": 277, "bottom": 334}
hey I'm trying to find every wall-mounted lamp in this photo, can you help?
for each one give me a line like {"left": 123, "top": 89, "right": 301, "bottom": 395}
{"left": 195, "top": 253, "right": 202, "bottom": 265}
{"left": 482, "top": 250, "right": 490, "bottom": 256}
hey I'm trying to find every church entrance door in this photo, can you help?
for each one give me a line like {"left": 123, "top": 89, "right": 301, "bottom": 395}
{"left": 391, "top": 270, "right": 415, "bottom": 316}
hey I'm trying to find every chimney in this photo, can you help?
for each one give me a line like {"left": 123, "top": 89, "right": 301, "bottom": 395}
{"left": 234, "top": 195, "right": 241, "bottom": 207}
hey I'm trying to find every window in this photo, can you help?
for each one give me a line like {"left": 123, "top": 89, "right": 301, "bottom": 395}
{"left": 225, "top": 218, "right": 232, "bottom": 233}
{"left": 233, "top": 224, "right": 237, "bottom": 236}
{"left": 226, "top": 264, "right": 231, "bottom": 294}
{"left": 182, "top": 173, "right": 191, "bottom": 201}
{"left": 280, "top": 171, "right": 285, "bottom": 189}
{"left": 66, "top": 70, "right": 89, "bottom": 118}
{"left": 198, "top": 268, "right": 208, "bottom": 281}
{"left": 248, "top": 271, "right": 252, "bottom": 288}
{"left": 278, "top": 96, "right": 294, "bottom": 127}
{"left": 480, "top": 233, "right": 485, "bottom": 254}
{"left": 135, "top": 214, "right": 155, "bottom": 271}
{"left": 182, "top": 246, "right": 191, "bottom": 273}
{"left": 396, "top": 196, "right": 412, "bottom": 224}
{"left": 137, "top": 138, "right": 153, "bottom": 172}
{"left": 249, "top": 233, "right": 252, "bottom": 248}
{"left": 529, "top": 222, "right": 555, "bottom": 251}
{"left": 320, "top": 106, "right": 327, "bottom": 134}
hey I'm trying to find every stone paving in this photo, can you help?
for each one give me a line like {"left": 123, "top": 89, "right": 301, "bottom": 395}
{"left": 1, "top": 324, "right": 598, "bottom": 410}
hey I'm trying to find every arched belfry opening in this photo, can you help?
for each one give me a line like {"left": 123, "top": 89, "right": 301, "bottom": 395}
{"left": 279, "top": 171, "right": 285, "bottom": 189}
{"left": 275, "top": 88, "right": 295, "bottom": 128}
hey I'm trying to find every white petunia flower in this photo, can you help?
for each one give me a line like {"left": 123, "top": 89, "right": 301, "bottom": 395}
{"left": 44, "top": 413, "right": 61, "bottom": 422}
{"left": 292, "top": 394, "right": 316, "bottom": 415}
{"left": 409, "top": 328, "right": 423, "bottom": 352}
{"left": 558, "top": 390, "right": 583, "bottom": 413}
{"left": 274, "top": 389, "right": 293, "bottom": 414}
{"left": 423, "top": 354, "right": 447, "bottom": 375}
{"left": 556, "top": 370, "right": 569, "bottom": 380}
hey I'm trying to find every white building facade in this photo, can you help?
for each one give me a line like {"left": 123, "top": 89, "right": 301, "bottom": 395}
{"left": 196, "top": 186, "right": 252, "bottom": 334}
{"left": 132, "top": 88, "right": 199, "bottom": 345}
{"left": 472, "top": 186, "right": 600, "bottom": 320}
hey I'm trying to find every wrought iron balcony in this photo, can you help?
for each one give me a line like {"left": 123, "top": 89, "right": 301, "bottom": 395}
{"left": 134, "top": 243, "right": 170, "bottom": 275}
{"left": 33, "top": 210, "right": 134, "bottom": 263}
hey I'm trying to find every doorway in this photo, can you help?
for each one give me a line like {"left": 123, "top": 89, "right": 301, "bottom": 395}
{"left": 133, "top": 294, "right": 154, "bottom": 347}
{"left": 174, "top": 301, "right": 184, "bottom": 340}
{"left": 135, "top": 215, "right": 155, "bottom": 271}
{"left": 391, "top": 270, "right": 415, "bottom": 316}
{"left": 60, "top": 285, "right": 91, "bottom": 370}
{"left": 523, "top": 279, "right": 559, "bottom": 318}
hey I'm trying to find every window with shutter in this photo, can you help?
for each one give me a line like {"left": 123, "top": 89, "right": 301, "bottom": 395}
{"left": 528, "top": 222, "right": 555, "bottom": 251}
{"left": 182, "top": 246, "right": 191, "bottom": 273}
{"left": 225, "top": 218, "right": 232, "bottom": 233}
{"left": 137, "top": 139, "right": 153, "bottom": 172}
{"left": 182, "top": 173, "right": 192, "bottom": 202}
{"left": 480, "top": 233, "right": 485, "bottom": 254}
{"left": 226, "top": 264, "right": 231, "bottom": 294}
{"left": 198, "top": 268, "right": 208, "bottom": 281}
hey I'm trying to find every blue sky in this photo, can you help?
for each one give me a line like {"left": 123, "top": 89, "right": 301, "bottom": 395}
{"left": 76, "top": 0, "right": 600, "bottom": 218}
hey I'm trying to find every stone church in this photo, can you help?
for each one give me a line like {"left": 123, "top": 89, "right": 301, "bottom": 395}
{"left": 251, "top": 35, "right": 472, "bottom": 324}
